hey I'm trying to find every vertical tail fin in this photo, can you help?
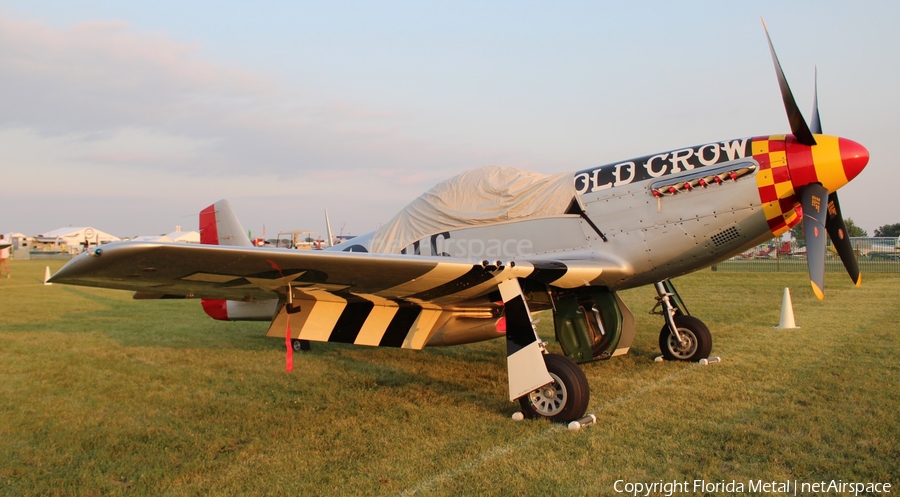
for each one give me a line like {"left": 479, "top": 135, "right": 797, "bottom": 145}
{"left": 325, "top": 208, "right": 335, "bottom": 248}
{"left": 199, "top": 199, "right": 250, "bottom": 320}
{"left": 199, "top": 199, "right": 253, "bottom": 246}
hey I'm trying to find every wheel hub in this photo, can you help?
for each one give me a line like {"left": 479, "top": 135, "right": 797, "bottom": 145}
{"left": 668, "top": 328, "right": 697, "bottom": 358}
{"left": 526, "top": 373, "right": 568, "bottom": 417}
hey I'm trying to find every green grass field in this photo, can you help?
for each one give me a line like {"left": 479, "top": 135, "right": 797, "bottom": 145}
{"left": 1, "top": 260, "right": 897, "bottom": 495}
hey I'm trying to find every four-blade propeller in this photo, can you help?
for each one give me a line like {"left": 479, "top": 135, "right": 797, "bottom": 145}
{"left": 763, "top": 20, "right": 864, "bottom": 299}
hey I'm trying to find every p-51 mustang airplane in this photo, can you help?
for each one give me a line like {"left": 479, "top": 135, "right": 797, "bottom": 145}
{"left": 51, "top": 24, "right": 869, "bottom": 422}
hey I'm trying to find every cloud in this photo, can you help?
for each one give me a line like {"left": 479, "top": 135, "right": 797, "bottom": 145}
{"left": 0, "top": 11, "right": 487, "bottom": 181}
{"left": 0, "top": 9, "right": 509, "bottom": 235}
{"left": 0, "top": 15, "right": 257, "bottom": 130}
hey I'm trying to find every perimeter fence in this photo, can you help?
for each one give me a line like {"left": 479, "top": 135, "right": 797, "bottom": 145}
{"left": 713, "top": 237, "right": 900, "bottom": 273}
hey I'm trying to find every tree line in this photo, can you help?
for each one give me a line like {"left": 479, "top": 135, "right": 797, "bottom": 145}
{"left": 790, "top": 221, "right": 900, "bottom": 247}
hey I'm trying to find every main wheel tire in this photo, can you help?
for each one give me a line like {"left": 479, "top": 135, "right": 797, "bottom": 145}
{"left": 518, "top": 354, "right": 590, "bottom": 423}
{"left": 658, "top": 315, "right": 712, "bottom": 362}
{"left": 291, "top": 339, "right": 311, "bottom": 352}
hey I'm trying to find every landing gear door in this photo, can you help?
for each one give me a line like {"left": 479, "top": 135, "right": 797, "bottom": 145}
{"left": 553, "top": 287, "right": 623, "bottom": 363}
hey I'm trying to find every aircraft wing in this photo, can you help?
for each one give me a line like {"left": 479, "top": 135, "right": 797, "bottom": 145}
{"left": 49, "top": 241, "right": 626, "bottom": 305}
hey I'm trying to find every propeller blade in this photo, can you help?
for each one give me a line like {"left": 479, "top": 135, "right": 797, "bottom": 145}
{"left": 762, "top": 19, "right": 817, "bottom": 146}
{"left": 805, "top": 69, "right": 860, "bottom": 286}
{"left": 810, "top": 67, "right": 822, "bottom": 134}
{"left": 802, "top": 183, "right": 829, "bottom": 300}
{"left": 824, "top": 192, "right": 862, "bottom": 286}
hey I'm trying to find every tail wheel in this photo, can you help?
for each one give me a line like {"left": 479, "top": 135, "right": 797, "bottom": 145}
{"left": 658, "top": 315, "right": 712, "bottom": 362}
{"left": 518, "top": 354, "right": 589, "bottom": 422}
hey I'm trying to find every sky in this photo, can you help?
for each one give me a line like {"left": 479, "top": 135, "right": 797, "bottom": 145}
{"left": 2, "top": 1, "right": 898, "bottom": 239}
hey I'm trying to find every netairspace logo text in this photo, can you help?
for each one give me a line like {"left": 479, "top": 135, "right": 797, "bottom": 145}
{"left": 614, "top": 479, "right": 892, "bottom": 496}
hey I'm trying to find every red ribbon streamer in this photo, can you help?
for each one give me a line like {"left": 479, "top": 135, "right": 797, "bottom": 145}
{"left": 285, "top": 313, "right": 293, "bottom": 372}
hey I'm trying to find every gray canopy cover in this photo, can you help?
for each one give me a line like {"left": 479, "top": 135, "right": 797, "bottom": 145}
{"left": 370, "top": 165, "right": 575, "bottom": 254}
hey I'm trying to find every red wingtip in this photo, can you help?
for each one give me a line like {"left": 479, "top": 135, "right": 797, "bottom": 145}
{"left": 839, "top": 138, "right": 869, "bottom": 183}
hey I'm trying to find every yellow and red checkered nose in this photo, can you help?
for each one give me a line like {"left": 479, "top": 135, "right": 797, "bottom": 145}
{"left": 752, "top": 134, "right": 869, "bottom": 238}
{"left": 785, "top": 135, "right": 869, "bottom": 193}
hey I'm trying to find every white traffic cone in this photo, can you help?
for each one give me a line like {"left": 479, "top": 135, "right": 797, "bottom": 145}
{"left": 775, "top": 287, "right": 798, "bottom": 329}
{"left": 44, "top": 266, "right": 53, "bottom": 285}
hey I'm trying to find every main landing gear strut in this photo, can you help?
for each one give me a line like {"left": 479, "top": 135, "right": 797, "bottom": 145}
{"left": 499, "top": 277, "right": 589, "bottom": 423}
{"left": 651, "top": 280, "right": 712, "bottom": 362}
